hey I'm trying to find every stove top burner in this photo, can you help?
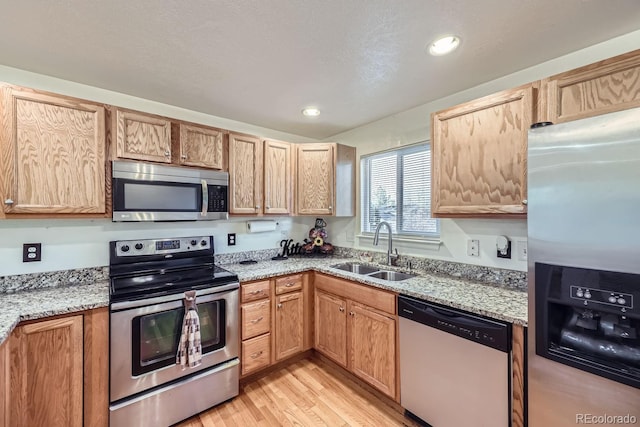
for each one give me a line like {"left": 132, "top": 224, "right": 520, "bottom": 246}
{"left": 108, "top": 236, "right": 239, "bottom": 303}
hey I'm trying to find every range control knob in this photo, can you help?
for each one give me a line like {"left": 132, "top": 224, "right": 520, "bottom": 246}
{"left": 609, "top": 296, "right": 618, "bottom": 304}
{"left": 584, "top": 291, "right": 592, "bottom": 299}
{"left": 190, "top": 239, "right": 198, "bottom": 246}
{"left": 121, "top": 245, "right": 130, "bottom": 253}
{"left": 576, "top": 290, "right": 584, "bottom": 298}
{"left": 200, "top": 239, "right": 207, "bottom": 246}
{"left": 134, "top": 243, "right": 143, "bottom": 250}
{"left": 618, "top": 298, "right": 626, "bottom": 305}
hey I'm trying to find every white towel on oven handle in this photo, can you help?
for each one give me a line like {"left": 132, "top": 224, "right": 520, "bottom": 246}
{"left": 176, "top": 290, "right": 203, "bottom": 369}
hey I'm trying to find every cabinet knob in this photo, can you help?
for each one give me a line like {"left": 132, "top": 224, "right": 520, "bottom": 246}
{"left": 4, "top": 198, "right": 14, "bottom": 205}
{"left": 277, "top": 303, "right": 282, "bottom": 309}
{"left": 328, "top": 205, "right": 333, "bottom": 210}
{"left": 164, "top": 150, "right": 170, "bottom": 156}
{"left": 349, "top": 311, "right": 355, "bottom": 316}
{"left": 181, "top": 154, "right": 187, "bottom": 159}
{"left": 339, "top": 307, "right": 345, "bottom": 312}
{"left": 255, "top": 205, "right": 260, "bottom": 210}
{"left": 266, "top": 205, "right": 271, "bottom": 209}
{"left": 522, "top": 199, "right": 528, "bottom": 205}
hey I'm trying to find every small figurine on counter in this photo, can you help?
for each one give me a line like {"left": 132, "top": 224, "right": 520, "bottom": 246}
{"left": 301, "top": 218, "right": 334, "bottom": 255}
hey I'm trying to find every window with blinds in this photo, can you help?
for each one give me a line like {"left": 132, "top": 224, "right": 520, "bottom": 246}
{"left": 360, "top": 143, "right": 439, "bottom": 237}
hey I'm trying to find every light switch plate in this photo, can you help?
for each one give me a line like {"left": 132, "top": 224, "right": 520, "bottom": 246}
{"left": 517, "top": 240, "right": 528, "bottom": 261}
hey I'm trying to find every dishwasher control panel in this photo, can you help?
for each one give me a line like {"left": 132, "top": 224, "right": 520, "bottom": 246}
{"left": 398, "top": 295, "right": 511, "bottom": 352}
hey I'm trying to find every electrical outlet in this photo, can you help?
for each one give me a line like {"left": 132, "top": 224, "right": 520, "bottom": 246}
{"left": 227, "top": 233, "right": 236, "bottom": 246}
{"left": 23, "top": 243, "right": 42, "bottom": 262}
{"left": 517, "top": 240, "right": 528, "bottom": 261}
{"left": 467, "top": 239, "right": 479, "bottom": 257}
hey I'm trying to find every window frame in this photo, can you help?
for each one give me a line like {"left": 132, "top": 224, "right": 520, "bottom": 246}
{"left": 360, "top": 141, "right": 439, "bottom": 239}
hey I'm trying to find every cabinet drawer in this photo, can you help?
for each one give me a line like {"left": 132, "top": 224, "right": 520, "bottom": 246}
{"left": 275, "top": 274, "right": 303, "bottom": 295}
{"left": 242, "top": 333, "right": 271, "bottom": 375}
{"left": 241, "top": 280, "right": 270, "bottom": 303}
{"left": 241, "top": 300, "right": 270, "bottom": 339}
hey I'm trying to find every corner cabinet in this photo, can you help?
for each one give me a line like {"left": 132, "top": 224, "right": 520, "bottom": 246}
{"left": 431, "top": 84, "right": 534, "bottom": 217}
{"left": 112, "top": 108, "right": 172, "bottom": 163}
{"left": 228, "top": 132, "right": 263, "bottom": 215}
{"left": 314, "top": 273, "right": 397, "bottom": 400}
{"left": 0, "top": 85, "right": 106, "bottom": 215}
{"left": 296, "top": 143, "right": 355, "bottom": 216}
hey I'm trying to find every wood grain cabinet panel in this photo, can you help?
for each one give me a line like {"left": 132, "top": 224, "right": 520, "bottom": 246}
{"left": 349, "top": 301, "right": 396, "bottom": 399}
{"left": 314, "top": 290, "right": 348, "bottom": 367}
{"left": 263, "top": 139, "right": 292, "bottom": 215}
{"left": 274, "top": 291, "right": 304, "bottom": 361}
{"left": 9, "top": 315, "right": 84, "bottom": 427}
{"left": 114, "top": 108, "right": 172, "bottom": 163}
{"left": 0, "top": 85, "right": 106, "bottom": 215}
{"left": 173, "top": 123, "right": 225, "bottom": 169}
{"left": 543, "top": 49, "right": 640, "bottom": 124}
{"left": 228, "top": 132, "right": 263, "bottom": 214}
{"left": 431, "top": 84, "right": 534, "bottom": 216}
{"left": 296, "top": 143, "right": 335, "bottom": 215}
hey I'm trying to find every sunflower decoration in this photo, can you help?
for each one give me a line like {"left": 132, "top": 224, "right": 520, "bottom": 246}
{"left": 302, "top": 218, "right": 334, "bottom": 255}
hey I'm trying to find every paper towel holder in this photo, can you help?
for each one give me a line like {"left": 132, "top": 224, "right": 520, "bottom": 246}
{"left": 246, "top": 220, "right": 278, "bottom": 233}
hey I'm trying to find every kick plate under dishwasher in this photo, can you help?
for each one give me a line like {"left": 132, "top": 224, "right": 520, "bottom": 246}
{"left": 398, "top": 295, "right": 512, "bottom": 427}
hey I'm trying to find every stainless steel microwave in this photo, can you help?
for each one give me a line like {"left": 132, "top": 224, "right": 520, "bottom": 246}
{"left": 112, "top": 161, "right": 229, "bottom": 222}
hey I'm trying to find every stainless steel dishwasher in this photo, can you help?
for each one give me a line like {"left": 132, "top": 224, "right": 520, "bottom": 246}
{"left": 398, "top": 295, "right": 512, "bottom": 427}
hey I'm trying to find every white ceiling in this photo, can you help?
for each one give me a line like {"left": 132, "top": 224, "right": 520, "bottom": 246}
{"left": 1, "top": 1, "right": 640, "bottom": 140}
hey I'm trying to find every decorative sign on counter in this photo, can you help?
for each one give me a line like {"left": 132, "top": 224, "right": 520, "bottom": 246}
{"left": 274, "top": 218, "right": 334, "bottom": 258}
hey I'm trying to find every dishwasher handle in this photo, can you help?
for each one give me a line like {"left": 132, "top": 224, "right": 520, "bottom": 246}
{"left": 399, "top": 295, "right": 511, "bottom": 352}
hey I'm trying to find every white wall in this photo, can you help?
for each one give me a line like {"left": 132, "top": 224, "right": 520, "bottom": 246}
{"left": 328, "top": 29, "right": 640, "bottom": 272}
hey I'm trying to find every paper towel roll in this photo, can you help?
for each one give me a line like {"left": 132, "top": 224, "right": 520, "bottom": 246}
{"left": 247, "top": 220, "right": 277, "bottom": 233}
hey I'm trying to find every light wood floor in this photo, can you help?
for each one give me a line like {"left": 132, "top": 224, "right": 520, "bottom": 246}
{"left": 176, "top": 357, "right": 421, "bottom": 427}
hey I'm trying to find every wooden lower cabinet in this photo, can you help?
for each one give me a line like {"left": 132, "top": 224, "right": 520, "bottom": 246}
{"left": 3, "top": 308, "right": 109, "bottom": 427}
{"left": 314, "top": 274, "right": 398, "bottom": 400}
{"left": 314, "top": 290, "right": 347, "bottom": 366}
{"left": 274, "top": 291, "right": 304, "bottom": 361}
{"left": 9, "top": 315, "right": 84, "bottom": 427}
{"left": 349, "top": 301, "right": 396, "bottom": 398}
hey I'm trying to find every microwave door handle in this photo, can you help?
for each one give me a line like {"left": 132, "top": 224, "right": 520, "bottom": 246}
{"left": 201, "top": 179, "right": 208, "bottom": 216}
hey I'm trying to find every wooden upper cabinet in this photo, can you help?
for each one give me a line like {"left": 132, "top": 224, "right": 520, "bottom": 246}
{"left": 296, "top": 143, "right": 335, "bottom": 215}
{"left": 228, "top": 132, "right": 263, "bottom": 214}
{"left": 542, "top": 49, "right": 640, "bottom": 124}
{"left": 431, "top": 84, "right": 534, "bottom": 216}
{"left": 113, "top": 108, "right": 172, "bottom": 163}
{"left": 9, "top": 315, "right": 84, "bottom": 427}
{"left": 0, "top": 85, "right": 106, "bottom": 214}
{"left": 173, "top": 122, "right": 225, "bottom": 170}
{"left": 263, "top": 139, "right": 292, "bottom": 215}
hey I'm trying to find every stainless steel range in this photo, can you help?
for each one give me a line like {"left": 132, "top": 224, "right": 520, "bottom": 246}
{"left": 108, "top": 236, "right": 239, "bottom": 427}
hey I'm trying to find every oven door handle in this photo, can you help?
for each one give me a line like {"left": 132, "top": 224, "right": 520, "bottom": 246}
{"left": 111, "top": 282, "right": 239, "bottom": 311}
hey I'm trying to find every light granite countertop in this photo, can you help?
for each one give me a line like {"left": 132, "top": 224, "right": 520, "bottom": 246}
{"left": 0, "top": 256, "right": 528, "bottom": 346}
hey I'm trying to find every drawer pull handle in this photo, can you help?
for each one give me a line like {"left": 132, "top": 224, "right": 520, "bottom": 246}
{"left": 285, "top": 283, "right": 295, "bottom": 287}
{"left": 250, "top": 316, "right": 263, "bottom": 324}
{"left": 250, "top": 351, "right": 263, "bottom": 359}
{"left": 249, "top": 290, "right": 264, "bottom": 295}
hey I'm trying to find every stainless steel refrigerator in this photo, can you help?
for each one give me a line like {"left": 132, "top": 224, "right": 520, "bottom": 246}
{"left": 528, "top": 108, "right": 640, "bottom": 426}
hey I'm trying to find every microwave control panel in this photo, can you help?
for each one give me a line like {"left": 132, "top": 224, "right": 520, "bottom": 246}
{"left": 207, "top": 185, "right": 228, "bottom": 212}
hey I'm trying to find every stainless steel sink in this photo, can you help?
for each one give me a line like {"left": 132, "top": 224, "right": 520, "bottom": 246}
{"left": 367, "top": 270, "right": 416, "bottom": 281}
{"left": 330, "top": 262, "right": 380, "bottom": 275}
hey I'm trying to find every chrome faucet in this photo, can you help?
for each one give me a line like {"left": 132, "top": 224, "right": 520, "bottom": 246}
{"left": 373, "top": 221, "right": 398, "bottom": 265}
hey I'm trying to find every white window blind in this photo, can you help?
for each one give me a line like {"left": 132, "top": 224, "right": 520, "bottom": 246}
{"left": 361, "top": 143, "right": 439, "bottom": 237}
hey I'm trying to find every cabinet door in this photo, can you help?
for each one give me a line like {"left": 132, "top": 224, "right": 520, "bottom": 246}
{"left": 115, "top": 109, "right": 172, "bottom": 163}
{"left": 543, "top": 50, "right": 640, "bottom": 124}
{"left": 0, "top": 86, "right": 106, "bottom": 214}
{"left": 349, "top": 301, "right": 396, "bottom": 399}
{"left": 263, "top": 139, "right": 292, "bottom": 215}
{"left": 314, "top": 290, "right": 347, "bottom": 366}
{"left": 296, "top": 143, "right": 334, "bottom": 215}
{"left": 175, "top": 123, "right": 225, "bottom": 169}
{"left": 10, "top": 315, "right": 84, "bottom": 427}
{"left": 274, "top": 291, "right": 304, "bottom": 361}
{"left": 228, "top": 133, "right": 263, "bottom": 214}
{"left": 431, "top": 84, "right": 533, "bottom": 216}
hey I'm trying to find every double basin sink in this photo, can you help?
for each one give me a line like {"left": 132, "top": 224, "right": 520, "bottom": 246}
{"left": 329, "top": 262, "right": 417, "bottom": 281}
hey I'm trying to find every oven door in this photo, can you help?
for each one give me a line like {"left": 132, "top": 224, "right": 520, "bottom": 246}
{"left": 110, "top": 283, "right": 239, "bottom": 402}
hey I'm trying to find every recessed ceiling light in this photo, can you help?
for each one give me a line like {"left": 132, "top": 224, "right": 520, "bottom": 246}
{"left": 429, "top": 35, "right": 461, "bottom": 56}
{"left": 302, "top": 107, "right": 321, "bottom": 117}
